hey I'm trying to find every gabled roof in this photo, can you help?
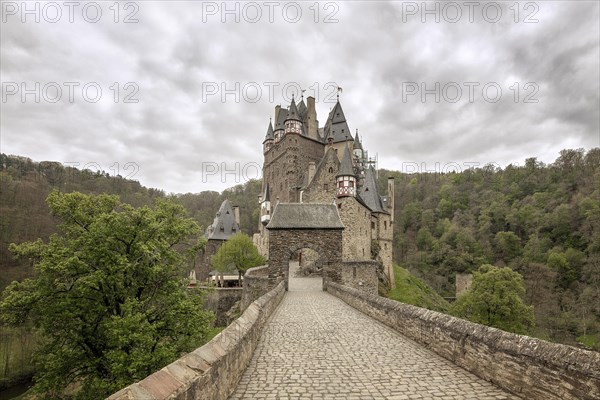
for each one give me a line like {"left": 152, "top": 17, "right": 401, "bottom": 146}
{"left": 303, "top": 147, "right": 339, "bottom": 188}
{"left": 205, "top": 199, "right": 240, "bottom": 240}
{"left": 337, "top": 144, "right": 356, "bottom": 177}
{"left": 266, "top": 203, "right": 344, "bottom": 229}
{"left": 358, "top": 166, "right": 388, "bottom": 214}
{"left": 323, "top": 100, "right": 351, "bottom": 143}
{"left": 263, "top": 120, "right": 274, "bottom": 143}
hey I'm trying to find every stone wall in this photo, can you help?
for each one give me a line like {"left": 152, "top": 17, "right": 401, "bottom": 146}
{"left": 263, "top": 133, "right": 324, "bottom": 203}
{"left": 302, "top": 147, "right": 339, "bottom": 203}
{"left": 455, "top": 273, "right": 473, "bottom": 297}
{"left": 326, "top": 282, "right": 600, "bottom": 400}
{"left": 240, "top": 265, "right": 274, "bottom": 312}
{"left": 107, "top": 282, "right": 286, "bottom": 400}
{"left": 196, "top": 239, "right": 223, "bottom": 282}
{"left": 202, "top": 287, "right": 243, "bottom": 327}
{"left": 267, "top": 228, "right": 343, "bottom": 289}
{"left": 337, "top": 197, "right": 371, "bottom": 261}
{"left": 323, "top": 261, "right": 378, "bottom": 294}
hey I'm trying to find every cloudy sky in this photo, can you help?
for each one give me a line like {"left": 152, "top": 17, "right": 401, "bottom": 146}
{"left": 1, "top": 1, "right": 599, "bottom": 193}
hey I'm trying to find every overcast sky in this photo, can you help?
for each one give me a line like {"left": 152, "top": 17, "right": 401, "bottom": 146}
{"left": 1, "top": 1, "right": 599, "bottom": 194}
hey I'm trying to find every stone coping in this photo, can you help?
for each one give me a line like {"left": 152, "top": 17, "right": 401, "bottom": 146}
{"left": 326, "top": 282, "right": 600, "bottom": 400}
{"left": 107, "top": 281, "right": 285, "bottom": 400}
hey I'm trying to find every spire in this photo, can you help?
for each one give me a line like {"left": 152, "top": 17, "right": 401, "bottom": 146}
{"left": 353, "top": 129, "right": 363, "bottom": 150}
{"left": 262, "top": 182, "right": 270, "bottom": 202}
{"left": 337, "top": 144, "right": 356, "bottom": 177}
{"left": 285, "top": 95, "right": 300, "bottom": 121}
{"left": 263, "top": 119, "right": 274, "bottom": 143}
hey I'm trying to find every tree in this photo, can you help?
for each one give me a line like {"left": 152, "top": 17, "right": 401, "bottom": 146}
{"left": 0, "top": 191, "right": 214, "bottom": 399}
{"left": 211, "top": 233, "right": 265, "bottom": 284}
{"left": 450, "top": 264, "right": 535, "bottom": 335}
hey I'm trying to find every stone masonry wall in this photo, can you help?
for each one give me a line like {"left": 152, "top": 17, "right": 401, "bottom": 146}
{"left": 263, "top": 134, "right": 324, "bottom": 203}
{"left": 202, "top": 287, "right": 243, "bottom": 327}
{"left": 240, "top": 265, "right": 275, "bottom": 312}
{"left": 268, "top": 229, "right": 343, "bottom": 289}
{"left": 323, "top": 261, "right": 378, "bottom": 294}
{"left": 337, "top": 197, "right": 371, "bottom": 261}
{"left": 107, "top": 282, "right": 285, "bottom": 400}
{"left": 326, "top": 282, "right": 600, "bottom": 400}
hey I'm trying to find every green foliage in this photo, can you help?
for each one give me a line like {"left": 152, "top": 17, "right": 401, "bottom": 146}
{"left": 388, "top": 265, "right": 450, "bottom": 313}
{"left": 211, "top": 233, "right": 265, "bottom": 275}
{"left": 0, "top": 191, "right": 214, "bottom": 399}
{"left": 450, "top": 265, "right": 535, "bottom": 335}
{"left": 379, "top": 148, "right": 600, "bottom": 347}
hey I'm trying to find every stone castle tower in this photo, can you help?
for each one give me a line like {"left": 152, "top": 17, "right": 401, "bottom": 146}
{"left": 253, "top": 95, "right": 395, "bottom": 286}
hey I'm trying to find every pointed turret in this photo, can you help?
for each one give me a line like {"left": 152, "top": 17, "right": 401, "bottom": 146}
{"left": 336, "top": 144, "right": 357, "bottom": 197}
{"left": 323, "top": 99, "right": 352, "bottom": 144}
{"left": 260, "top": 183, "right": 271, "bottom": 225}
{"left": 353, "top": 130, "right": 363, "bottom": 151}
{"left": 284, "top": 96, "right": 302, "bottom": 135}
{"left": 263, "top": 120, "right": 274, "bottom": 152}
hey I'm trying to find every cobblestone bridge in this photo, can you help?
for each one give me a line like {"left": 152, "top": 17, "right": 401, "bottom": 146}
{"left": 230, "top": 263, "right": 517, "bottom": 400}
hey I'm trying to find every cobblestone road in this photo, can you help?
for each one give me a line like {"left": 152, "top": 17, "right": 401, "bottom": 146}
{"left": 230, "top": 263, "right": 518, "bottom": 400}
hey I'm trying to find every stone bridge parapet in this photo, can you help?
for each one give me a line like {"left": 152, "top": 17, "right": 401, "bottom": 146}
{"left": 326, "top": 282, "right": 600, "bottom": 400}
{"left": 107, "top": 281, "right": 285, "bottom": 400}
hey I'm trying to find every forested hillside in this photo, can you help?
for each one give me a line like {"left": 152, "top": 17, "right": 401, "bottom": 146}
{"left": 377, "top": 148, "right": 600, "bottom": 349}
{"left": 0, "top": 154, "right": 261, "bottom": 291}
{"left": 2, "top": 149, "right": 599, "bottom": 351}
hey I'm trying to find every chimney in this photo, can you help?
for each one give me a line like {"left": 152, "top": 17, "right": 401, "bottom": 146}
{"left": 387, "top": 177, "right": 395, "bottom": 223}
{"left": 307, "top": 96, "right": 318, "bottom": 139}
{"left": 307, "top": 162, "right": 316, "bottom": 184}
{"left": 274, "top": 105, "right": 281, "bottom": 125}
{"left": 232, "top": 205, "right": 240, "bottom": 228}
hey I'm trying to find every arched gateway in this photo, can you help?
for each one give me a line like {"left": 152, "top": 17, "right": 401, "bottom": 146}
{"left": 266, "top": 203, "right": 344, "bottom": 290}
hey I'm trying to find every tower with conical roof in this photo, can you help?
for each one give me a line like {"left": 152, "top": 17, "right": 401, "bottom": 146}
{"left": 284, "top": 96, "right": 302, "bottom": 135}
{"left": 337, "top": 144, "right": 357, "bottom": 198}
{"left": 263, "top": 120, "right": 274, "bottom": 153}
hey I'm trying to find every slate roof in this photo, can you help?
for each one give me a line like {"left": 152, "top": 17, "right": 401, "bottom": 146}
{"left": 358, "top": 166, "right": 388, "bottom": 214}
{"left": 266, "top": 203, "right": 344, "bottom": 229}
{"left": 261, "top": 182, "right": 270, "bottom": 202}
{"left": 337, "top": 144, "right": 356, "bottom": 177}
{"left": 323, "top": 100, "right": 352, "bottom": 143}
{"left": 263, "top": 120, "right": 274, "bottom": 143}
{"left": 274, "top": 106, "right": 287, "bottom": 131}
{"left": 298, "top": 99, "right": 307, "bottom": 120}
{"left": 286, "top": 97, "right": 301, "bottom": 121}
{"left": 205, "top": 199, "right": 240, "bottom": 240}
{"left": 353, "top": 131, "right": 363, "bottom": 150}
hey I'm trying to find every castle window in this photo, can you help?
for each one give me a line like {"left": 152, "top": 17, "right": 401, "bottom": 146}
{"left": 371, "top": 221, "right": 375, "bottom": 229}
{"left": 384, "top": 221, "right": 387, "bottom": 230}
{"left": 338, "top": 203, "right": 341, "bottom": 209}
{"left": 328, "top": 167, "right": 333, "bottom": 173}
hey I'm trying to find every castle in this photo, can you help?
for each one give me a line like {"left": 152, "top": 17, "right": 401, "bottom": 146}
{"left": 253, "top": 95, "right": 395, "bottom": 286}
